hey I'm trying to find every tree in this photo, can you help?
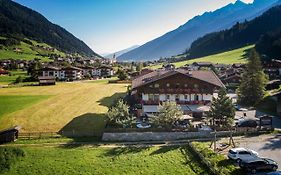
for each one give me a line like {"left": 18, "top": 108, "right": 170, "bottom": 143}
{"left": 206, "top": 88, "right": 235, "bottom": 128}
{"left": 107, "top": 99, "right": 134, "bottom": 128}
{"left": 136, "top": 62, "right": 143, "bottom": 72}
{"left": 14, "top": 76, "right": 23, "bottom": 84}
{"left": 151, "top": 102, "right": 183, "bottom": 128}
{"left": 27, "top": 59, "right": 42, "bottom": 81}
{"left": 237, "top": 50, "right": 268, "bottom": 106}
{"left": 117, "top": 69, "right": 128, "bottom": 81}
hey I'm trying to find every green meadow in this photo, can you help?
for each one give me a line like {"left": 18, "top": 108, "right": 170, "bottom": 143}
{"left": 149, "top": 45, "right": 254, "bottom": 69}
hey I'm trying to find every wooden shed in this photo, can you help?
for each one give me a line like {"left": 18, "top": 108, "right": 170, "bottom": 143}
{"left": 38, "top": 76, "right": 56, "bottom": 86}
{"left": 0, "top": 126, "right": 20, "bottom": 144}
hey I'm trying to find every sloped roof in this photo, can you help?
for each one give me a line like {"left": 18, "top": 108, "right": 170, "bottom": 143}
{"left": 132, "top": 69, "right": 225, "bottom": 89}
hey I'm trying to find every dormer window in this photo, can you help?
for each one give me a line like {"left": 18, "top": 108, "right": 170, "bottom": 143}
{"left": 154, "top": 84, "right": 159, "bottom": 88}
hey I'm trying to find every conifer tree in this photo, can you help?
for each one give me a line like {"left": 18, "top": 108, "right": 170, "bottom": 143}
{"left": 237, "top": 50, "right": 268, "bottom": 106}
{"left": 207, "top": 88, "right": 235, "bottom": 127}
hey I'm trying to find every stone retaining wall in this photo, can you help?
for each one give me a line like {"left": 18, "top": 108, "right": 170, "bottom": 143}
{"left": 102, "top": 131, "right": 212, "bottom": 141}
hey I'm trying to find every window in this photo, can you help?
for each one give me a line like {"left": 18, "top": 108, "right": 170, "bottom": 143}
{"left": 148, "top": 94, "right": 154, "bottom": 101}
{"left": 175, "top": 95, "right": 180, "bottom": 101}
{"left": 194, "top": 84, "right": 198, "bottom": 88}
{"left": 154, "top": 84, "right": 159, "bottom": 88}
{"left": 149, "top": 85, "right": 153, "bottom": 88}
{"left": 194, "top": 94, "right": 199, "bottom": 101}
{"left": 239, "top": 151, "right": 250, "bottom": 155}
{"left": 184, "top": 95, "right": 188, "bottom": 100}
{"left": 176, "top": 83, "right": 180, "bottom": 88}
{"left": 154, "top": 94, "right": 159, "bottom": 101}
{"left": 166, "top": 95, "right": 170, "bottom": 101}
{"left": 166, "top": 83, "right": 170, "bottom": 87}
{"left": 184, "top": 84, "right": 188, "bottom": 88}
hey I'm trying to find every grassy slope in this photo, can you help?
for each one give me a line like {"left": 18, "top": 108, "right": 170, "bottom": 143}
{"left": 3, "top": 146, "right": 206, "bottom": 175}
{"left": 150, "top": 45, "right": 254, "bottom": 69}
{"left": 192, "top": 142, "right": 243, "bottom": 175}
{"left": 0, "top": 81, "right": 127, "bottom": 135}
{"left": 0, "top": 70, "right": 29, "bottom": 85}
{"left": 0, "top": 37, "right": 66, "bottom": 61}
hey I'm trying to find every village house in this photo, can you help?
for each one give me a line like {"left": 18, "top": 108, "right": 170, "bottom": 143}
{"left": 63, "top": 66, "right": 83, "bottom": 81}
{"left": 219, "top": 68, "right": 242, "bottom": 87}
{"left": 263, "top": 59, "right": 281, "bottom": 80}
{"left": 41, "top": 66, "right": 83, "bottom": 81}
{"left": 0, "top": 67, "right": 9, "bottom": 75}
{"left": 97, "top": 65, "right": 114, "bottom": 78}
{"left": 132, "top": 69, "right": 225, "bottom": 118}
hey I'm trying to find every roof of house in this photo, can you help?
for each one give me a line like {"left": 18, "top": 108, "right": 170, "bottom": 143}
{"left": 62, "top": 66, "right": 83, "bottom": 71}
{"left": 41, "top": 66, "right": 60, "bottom": 71}
{"left": 132, "top": 69, "right": 225, "bottom": 89}
{"left": 192, "top": 62, "right": 213, "bottom": 66}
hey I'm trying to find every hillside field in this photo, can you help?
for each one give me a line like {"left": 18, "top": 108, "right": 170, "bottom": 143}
{"left": 0, "top": 81, "right": 127, "bottom": 136}
{"left": 0, "top": 36, "right": 66, "bottom": 61}
{"left": 0, "top": 70, "right": 29, "bottom": 85}
{"left": 149, "top": 45, "right": 254, "bottom": 69}
{"left": 2, "top": 145, "right": 207, "bottom": 175}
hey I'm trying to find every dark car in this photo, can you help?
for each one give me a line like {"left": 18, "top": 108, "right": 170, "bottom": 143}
{"left": 240, "top": 158, "right": 278, "bottom": 174}
{"left": 267, "top": 171, "right": 281, "bottom": 175}
{"left": 237, "top": 119, "right": 258, "bottom": 128}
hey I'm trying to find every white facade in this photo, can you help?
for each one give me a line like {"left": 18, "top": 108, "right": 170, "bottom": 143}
{"left": 142, "top": 93, "right": 213, "bottom": 102}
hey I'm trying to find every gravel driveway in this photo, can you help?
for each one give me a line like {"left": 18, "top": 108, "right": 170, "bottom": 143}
{"left": 235, "top": 134, "right": 281, "bottom": 174}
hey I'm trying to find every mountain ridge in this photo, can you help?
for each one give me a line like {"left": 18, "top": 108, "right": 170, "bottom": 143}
{"left": 118, "top": 0, "right": 279, "bottom": 61}
{"left": 186, "top": 4, "right": 281, "bottom": 59}
{"left": 0, "top": 0, "right": 100, "bottom": 57}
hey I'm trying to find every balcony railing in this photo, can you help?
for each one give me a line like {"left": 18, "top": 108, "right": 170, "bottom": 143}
{"left": 158, "top": 88, "right": 210, "bottom": 94}
{"left": 141, "top": 100, "right": 211, "bottom": 105}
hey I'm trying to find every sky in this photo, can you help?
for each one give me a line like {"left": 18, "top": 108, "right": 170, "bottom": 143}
{"left": 14, "top": 0, "right": 254, "bottom": 55}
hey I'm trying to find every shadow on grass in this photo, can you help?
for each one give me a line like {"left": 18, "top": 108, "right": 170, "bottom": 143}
{"left": 97, "top": 92, "right": 127, "bottom": 108}
{"left": 102, "top": 146, "right": 150, "bottom": 157}
{"left": 180, "top": 146, "right": 210, "bottom": 175}
{"left": 149, "top": 145, "right": 181, "bottom": 155}
{"left": 241, "top": 47, "right": 252, "bottom": 60}
{"left": 58, "top": 113, "right": 107, "bottom": 148}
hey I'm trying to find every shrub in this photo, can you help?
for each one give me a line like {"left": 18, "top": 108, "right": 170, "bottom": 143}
{"left": 0, "top": 147, "right": 25, "bottom": 173}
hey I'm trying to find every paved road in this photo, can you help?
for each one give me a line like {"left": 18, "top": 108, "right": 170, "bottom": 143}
{"left": 235, "top": 110, "right": 281, "bottom": 129}
{"left": 236, "top": 134, "right": 281, "bottom": 174}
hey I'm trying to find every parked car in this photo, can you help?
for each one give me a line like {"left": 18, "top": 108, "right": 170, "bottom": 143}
{"left": 228, "top": 148, "right": 259, "bottom": 163}
{"left": 240, "top": 158, "right": 278, "bottom": 174}
{"left": 267, "top": 171, "right": 281, "bottom": 175}
{"left": 237, "top": 119, "right": 258, "bottom": 128}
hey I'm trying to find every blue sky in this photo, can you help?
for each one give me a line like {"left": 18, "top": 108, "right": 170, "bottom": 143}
{"left": 14, "top": 0, "right": 253, "bottom": 54}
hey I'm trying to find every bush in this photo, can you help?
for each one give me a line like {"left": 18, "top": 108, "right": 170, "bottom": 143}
{"left": 0, "top": 147, "right": 25, "bottom": 173}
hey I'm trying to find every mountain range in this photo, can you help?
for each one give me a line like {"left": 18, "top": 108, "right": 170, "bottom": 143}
{"left": 0, "top": 0, "right": 99, "bottom": 57}
{"left": 105, "top": 45, "right": 139, "bottom": 59}
{"left": 118, "top": 0, "right": 280, "bottom": 61}
{"left": 186, "top": 4, "right": 281, "bottom": 59}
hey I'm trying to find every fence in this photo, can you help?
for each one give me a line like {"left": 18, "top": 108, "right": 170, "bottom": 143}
{"left": 19, "top": 132, "right": 61, "bottom": 139}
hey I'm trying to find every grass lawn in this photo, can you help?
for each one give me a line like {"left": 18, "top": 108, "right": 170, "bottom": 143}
{"left": 0, "top": 95, "right": 50, "bottom": 119}
{"left": 3, "top": 145, "right": 208, "bottom": 175}
{"left": 149, "top": 45, "right": 254, "bottom": 69}
{"left": 0, "top": 82, "right": 128, "bottom": 136}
